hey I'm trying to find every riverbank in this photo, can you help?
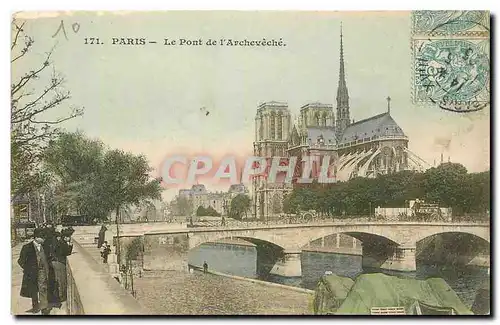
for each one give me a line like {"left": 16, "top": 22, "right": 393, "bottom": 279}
{"left": 196, "top": 267, "right": 315, "bottom": 295}
{"left": 467, "top": 255, "right": 490, "bottom": 268}
{"left": 134, "top": 270, "right": 313, "bottom": 315}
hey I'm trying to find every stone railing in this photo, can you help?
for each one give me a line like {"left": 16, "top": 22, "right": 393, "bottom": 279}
{"left": 66, "top": 240, "right": 150, "bottom": 315}
{"left": 183, "top": 215, "right": 490, "bottom": 231}
{"left": 337, "top": 134, "right": 409, "bottom": 149}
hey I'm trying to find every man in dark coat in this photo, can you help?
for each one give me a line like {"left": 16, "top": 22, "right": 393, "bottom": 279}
{"left": 18, "top": 228, "right": 52, "bottom": 315}
{"left": 52, "top": 229, "right": 73, "bottom": 304}
{"left": 41, "top": 225, "right": 60, "bottom": 308}
{"left": 97, "top": 224, "right": 107, "bottom": 248}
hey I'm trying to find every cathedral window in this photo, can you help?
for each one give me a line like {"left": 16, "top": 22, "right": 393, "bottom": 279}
{"left": 270, "top": 113, "right": 276, "bottom": 139}
{"left": 277, "top": 114, "right": 283, "bottom": 140}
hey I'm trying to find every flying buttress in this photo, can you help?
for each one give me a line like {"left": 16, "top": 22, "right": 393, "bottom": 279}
{"left": 357, "top": 148, "right": 382, "bottom": 177}
{"left": 336, "top": 150, "right": 373, "bottom": 181}
{"left": 337, "top": 152, "right": 355, "bottom": 169}
{"left": 407, "top": 155, "right": 424, "bottom": 171}
{"left": 403, "top": 148, "right": 430, "bottom": 170}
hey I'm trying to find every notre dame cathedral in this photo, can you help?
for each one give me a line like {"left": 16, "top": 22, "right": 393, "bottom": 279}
{"left": 252, "top": 27, "right": 427, "bottom": 220}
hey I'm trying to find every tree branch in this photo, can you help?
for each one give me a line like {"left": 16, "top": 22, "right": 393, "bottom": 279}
{"left": 11, "top": 20, "right": 25, "bottom": 51}
{"left": 12, "top": 88, "right": 70, "bottom": 124}
{"left": 11, "top": 50, "right": 53, "bottom": 96}
{"left": 29, "top": 109, "right": 82, "bottom": 125}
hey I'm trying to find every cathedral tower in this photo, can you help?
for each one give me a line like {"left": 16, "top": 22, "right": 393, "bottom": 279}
{"left": 253, "top": 101, "right": 292, "bottom": 221}
{"left": 335, "top": 24, "right": 351, "bottom": 141}
{"left": 254, "top": 101, "right": 291, "bottom": 157}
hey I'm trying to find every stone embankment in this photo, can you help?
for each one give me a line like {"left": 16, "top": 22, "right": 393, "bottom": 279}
{"left": 134, "top": 270, "right": 313, "bottom": 315}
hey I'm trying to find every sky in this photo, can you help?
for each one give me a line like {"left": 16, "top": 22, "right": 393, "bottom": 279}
{"left": 12, "top": 11, "right": 490, "bottom": 201}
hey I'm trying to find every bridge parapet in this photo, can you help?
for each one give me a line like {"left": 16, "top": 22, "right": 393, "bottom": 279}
{"left": 185, "top": 217, "right": 489, "bottom": 230}
{"left": 66, "top": 240, "right": 150, "bottom": 315}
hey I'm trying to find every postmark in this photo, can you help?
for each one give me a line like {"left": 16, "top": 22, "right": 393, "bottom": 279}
{"left": 410, "top": 10, "right": 490, "bottom": 112}
{"left": 411, "top": 10, "right": 489, "bottom": 37}
{"left": 412, "top": 38, "right": 490, "bottom": 112}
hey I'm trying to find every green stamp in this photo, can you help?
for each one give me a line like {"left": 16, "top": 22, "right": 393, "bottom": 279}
{"left": 412, "top": 10, "right": 489, "bottom": 36}
{"left": 413, "top": 39, "right": 489, "bottom": 112}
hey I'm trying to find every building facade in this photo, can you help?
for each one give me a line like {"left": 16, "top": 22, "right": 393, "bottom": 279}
{"left": 177, "top": 183, "right": 249, "bottom": 216}
{"left": 253, "top": 27, "right": 427, "bottom": 220}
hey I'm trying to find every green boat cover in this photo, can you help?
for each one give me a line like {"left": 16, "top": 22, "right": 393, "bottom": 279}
{"left": 471, "top": 279, "right": 490, "bottom": 315}
{"left": 313, "top": 274, "right": 355, "bottom": 314}
{"left": 335, "top": 273, "right": 473, "bottom": 315}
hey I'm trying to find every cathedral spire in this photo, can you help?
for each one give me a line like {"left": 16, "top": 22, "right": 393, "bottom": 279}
{"left": 336, "top": 23, "right": 350, "bottom": 140}
{"left": 338, "top": 23, "right": 347, "bottom": 98}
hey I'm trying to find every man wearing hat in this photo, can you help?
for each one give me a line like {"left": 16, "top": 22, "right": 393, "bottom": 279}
{"left": 17, "top": 228, "right": 52, "bottom": 315}
{"left": 52, "top": 228, "right": 73, "bottom": 306}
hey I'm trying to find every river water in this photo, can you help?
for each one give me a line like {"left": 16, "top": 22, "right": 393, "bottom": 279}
{"left": 188, "top": 242, "right": 489, "bottom": 308}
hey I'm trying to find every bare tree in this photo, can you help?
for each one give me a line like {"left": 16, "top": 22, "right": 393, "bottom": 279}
{"left": 11, "top": 18, "right": 83, "bottom": 199}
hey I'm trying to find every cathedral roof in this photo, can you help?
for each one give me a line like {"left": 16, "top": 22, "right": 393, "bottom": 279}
{"left": 229, "top": 183, "right": 247, "bottom": 193}
{"left": 191, "top": 184, "right": 207, "bottom": 194}
{"left": 306, "top": 126, "right": 337, "bottom": 146}
{"left": 339, "top": 112, "right": 406, "bottom": 144}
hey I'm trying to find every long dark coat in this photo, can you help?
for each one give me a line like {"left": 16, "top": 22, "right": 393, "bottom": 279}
{"left": 17, "top": 242, "right": 48, "bottom": 298}
{"left": 54, "top": 240, "right": 73, "bottom": 264}
{"left": 52, "top": 239, "right": 73, "bottom": 302}
{"left": 97, "top": 225, "right": 107, "bottom": 248}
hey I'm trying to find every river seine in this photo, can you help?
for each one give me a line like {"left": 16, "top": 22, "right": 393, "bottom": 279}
{"left": 188, "top": 242, "right": 489, "bottom": 308}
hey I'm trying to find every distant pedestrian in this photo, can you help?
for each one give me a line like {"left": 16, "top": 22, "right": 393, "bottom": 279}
{"left": 101, "top": 241, "right": 111, "bottom": 264}
{"left": 221, "top": 216, "right": 226, "bottom": 226}
{"left": 203, "top": 261, "right": 208, "bottom": 273}
{"left": 97, "top": 224, "right": 107, "bottom": 248}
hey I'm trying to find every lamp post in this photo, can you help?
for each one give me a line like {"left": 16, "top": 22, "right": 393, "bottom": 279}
{"left": 115, "top": 205, "right": 121, "bottom": 266}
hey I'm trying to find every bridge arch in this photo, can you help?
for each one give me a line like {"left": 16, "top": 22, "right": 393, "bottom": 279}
{"left": 188, "top": 230, "right": 290, "bottom": 251}
{"left": 189, "top": 235, "right": 285, "bottom": 252}
{"left": 302, "top": 227, "right": 402, "bottom": 250}
{"left": 416, "top": 231, "right": 490, "bottom": 267}
{"left": 413, "top": 227, "right": 490, "bottom": 244}
{"left": 302, "top": 230, "right": 413, "bottom": 272}
{"left": 188, "top": 234, "right": 287, "bottom": 277}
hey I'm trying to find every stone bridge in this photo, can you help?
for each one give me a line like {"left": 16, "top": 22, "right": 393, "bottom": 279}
{"left": 116, "top": 221, "right": 489, "bottom": 278}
